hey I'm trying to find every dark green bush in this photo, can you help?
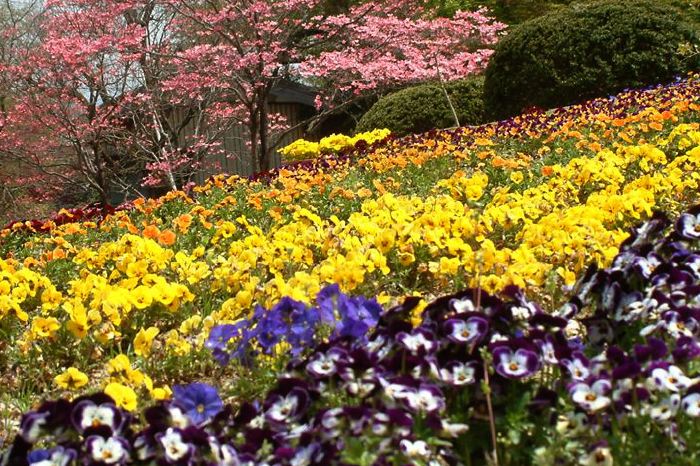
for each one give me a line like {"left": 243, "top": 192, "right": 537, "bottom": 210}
{"left": 355, "top": 77, "right": 485, "bottom": 136}
{"left": 483, "top": 0, "right": 700, "bottom": 120}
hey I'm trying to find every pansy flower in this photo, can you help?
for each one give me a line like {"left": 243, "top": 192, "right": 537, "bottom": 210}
{"left": 570, "top": 379, "right": 612, "bottom": 412}
{"left": 306, "top": 352, "right": 340, "bottom": 378}
{"left": 683, "top": 254, "right": 700, "bottom": 279}
{"left": 439, "top": 361, "right": 478, "bottom": 386}
{"left": 340, "top": 366, "right": 379, "bottom": 397}
{"left": 578, "top": 441, "right": 613, "bottom": 466}
{"left": 265, "top": 387, "right": 310, "bottom": 424}
{"left": 172, "top": 383, "right": 223, "bottom": 426}
{"left": 210, "top": 441, "right": 243, "bottom": 466}
{"left": 20, "top": 399, "right": 72, "bottom": 443}
{"left": 561, "top": 352, "right": 590, "bottom": 381}
{"left": 72, "top": 400, "right": 123, "bottom": 434}
{"left": 449, "top": 296, "right": 476, "bottom": 314}
{"left": 492, "top": 342, "right": 541, "bottom": 379}
{"left": 675, "top": 209, "right": 700, "bottom": 239}
{"left": 403, "top": 384, "right": 445, "bottom": 413}
{"left": 205, "top": 323, "right": 243, "bottom": 366}
{"left": 444, "top": 316, "right": 488, "bottom": 345}
{"left": 399, "top": 439, "right": 431, "bottom": 459}
{"left": 396, "top": 328, "right": 437, "bottom": 355}
{"left": 85, "top": 435, "right": 129, "bottom": 465}
{"left": 156, "top": 428, "right": 193, "bottom": 464}
{"left": 649, "top": 365, "right": 693, "bottom": 392}
{"left": 27, "top": 446, "right": 76, "bottom": 466}
{"left": 681, "top": 391, "right": 700, "bottom": 416}
{"left": 646, "top": 394, "right": 680, "bottom": 422}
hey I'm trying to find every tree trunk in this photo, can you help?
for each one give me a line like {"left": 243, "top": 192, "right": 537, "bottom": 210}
{"left": 259, "top": 93, "right": 270, "bottom": 172}
{"left": 249, "top": 108, "right": 260, "bottom": 174}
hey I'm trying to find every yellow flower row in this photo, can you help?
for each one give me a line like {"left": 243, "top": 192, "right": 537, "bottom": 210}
{"left": 279, "top": 128, "right": 391, "bottom": 161}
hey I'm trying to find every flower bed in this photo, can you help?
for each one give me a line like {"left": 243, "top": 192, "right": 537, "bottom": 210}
{"left": 3, "top": 207, "right": 700, "bottom": 464}
{"left": 0, "top": 75, "right": 699, "bottom": 458}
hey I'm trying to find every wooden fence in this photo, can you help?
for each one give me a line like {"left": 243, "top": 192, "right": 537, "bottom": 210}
{"left": 169, "top": 103, "right": 308, "bottom": 185}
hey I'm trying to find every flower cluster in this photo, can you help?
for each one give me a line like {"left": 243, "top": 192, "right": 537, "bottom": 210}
{"left": 6, "top": 204, "right": 699, "bottom": 464}
{"left": 279, "top": 128, "right": 391, "bottom": 162}
{"left": 1, "top": 74, "right": 699, "bottom": 426}
{"left": 205, "top": 284, "right": 382, "bottom": 364}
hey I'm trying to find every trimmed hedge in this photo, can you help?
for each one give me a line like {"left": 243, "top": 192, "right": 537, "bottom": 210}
{"left": 483, "top": 0, "right": 700, "bottom": 120}
{"left": 355, "top": 77, "right": 485, "bottom": 136}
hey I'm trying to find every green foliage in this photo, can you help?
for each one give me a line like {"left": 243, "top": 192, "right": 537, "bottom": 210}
{"left": 483, "top": 0, "right": 700, "bottom": 120}
{"left": 355, "top": 77, "right": 485, "bottom": 136}
{"left": 425, "top": 0, "right": 573, "bottom": 22}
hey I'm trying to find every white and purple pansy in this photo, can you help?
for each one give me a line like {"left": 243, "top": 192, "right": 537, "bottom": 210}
{"left": 72, "top": 401, "right": 122, "bottom": 434}
{"left": 306, "top": 352, "right": 340, "bottom": 378}
{"left": 167, "top": 405, "right": 190, "bottom": 429}
{"left": 86, "top": 435, "right": 129, "bottom": 465}
{"left": 537, "top": 338, "right": 558, "bottom": 365}
{"left": 578, "top": 441, "right": 613, "bottom": 466}
{"left": 439, "top": 361, "right": 478, "bottom": 386}
{"left": 20, "top": 411, "right": 50, "bottom": 443}
{"left": 675, "top": 210, "right": 700, "bottom": 240}
{"left": 561, "top": 352, "right": 590, "bottom": 381}
{"left": 403, "top": 384, "right": 446, "bottom": 413}
{"left": 399, "top": 439, "right": 431, "bottom": 459}
{"left": 449, "top": 296, "right": 476, "bottom": 314}
{"left": 570, "top": 379, "right": 612, "bottom": 412}
{"left": 444, "top": 315, "right": 488, "bottom": 345}
{"left": 396, "top": 328, "right": 437, "bottom": 355}
{"left": 649, "top": 364, "right": 693, "bottom": 392}
{"left": 156, "top": 427, "right": 193, "bottom": 464}
{"left": 645, "top": 394, "right": 680, "bottom": 422}
{"left": 27, "top": 446, "right": 76, "bottom": 466}
{"left": 631, "top": 253, "right": 663, "bottom": 278}
{"left": 510, "top": 302, "right": 538, "bottom": 321}
{"left": 210, "top": 441, "right": 244, "bottom": 466}
{"left": 265, "top": 386, "right": 310, "bottom": 423}
{"left": 584, "top": 318, "right": 614, "bottom": 345}
{"left": 340, "top": 366, "right": 378, "bottom": 397}
{"left": 681, "top": 392, "right": 700, "bottom": 416}
{"left": 684, "top": 254, "right": 700, "bottom": 279}
{"left": 492, "top": 342, "right": 541, "bottom": 379}
{"left": 378, "top": 376, "right": 416, "bottom": 405}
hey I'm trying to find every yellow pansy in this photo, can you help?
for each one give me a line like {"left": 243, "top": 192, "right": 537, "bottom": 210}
{"left": 104, "top": 382, "right": 138, "bottom": 411}
{"left": 134, "top": 326, "right": 160, "bottom": 357}
{"left": 54, "top": 367, "right": 89, "bottom": 390}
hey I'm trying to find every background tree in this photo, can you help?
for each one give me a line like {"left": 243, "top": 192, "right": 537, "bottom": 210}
{"left": 167, "top": 0, "right": 505, "bottom": 172}
{"left": 0, "top": 0, "right": 504, "bottom": 212}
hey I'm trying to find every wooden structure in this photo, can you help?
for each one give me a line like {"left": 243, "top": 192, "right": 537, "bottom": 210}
{"left": 172, "top": 80, "right": 318, "bottom": 184}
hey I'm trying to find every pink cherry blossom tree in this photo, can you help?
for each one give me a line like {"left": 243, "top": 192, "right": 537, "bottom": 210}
{"left": 0, "top": 0, "right": 231, "bottom": 205}
{"left": 165, "top": 0, "right": 506, "bottom": 172}
{"left": 1, "top": 0, "right": 505, "bottom": 209}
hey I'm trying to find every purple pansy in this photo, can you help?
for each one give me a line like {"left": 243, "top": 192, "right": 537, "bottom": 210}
{"left": 570, "top": 379, "right": 612, "bottom": 412}
{"left": 156, "top": 428, "right": 193, "bottom": 464}
{"left": 492, "top": 343, "right": 541, "bottom": 379}
{"left": 172, "top": 383, "right": 223, "bottom": 426}
{"left": 444, "top": 316, "right": 488, "bottom": 345}
{"left": 27, "top": 446, "right": 76, "bottom": 466}
{"left": 85, "top": 435, "right": 129, "bottom": 465}
{"left": 72, "top": 400, "right": 123, "bottom": 434}
{"left": 675, "top": 210, "right": 700, "bottom": 239}
{"left": 439, "top": 361, "right": 478, "bottom": 386}
{"left": 561, "top": 352, "right": 590, "bottom": 381}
